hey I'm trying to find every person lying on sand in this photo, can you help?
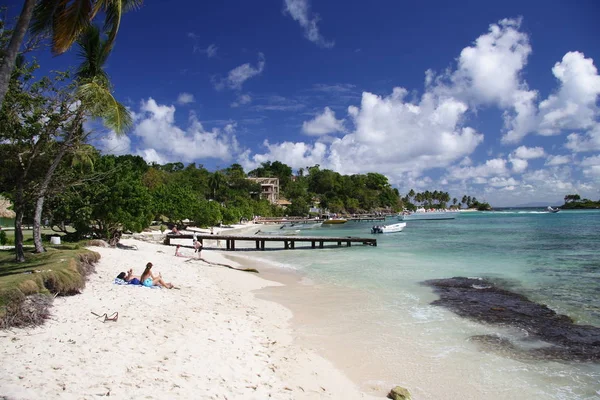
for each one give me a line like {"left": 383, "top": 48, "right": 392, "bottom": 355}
{"left": 140, "top": 262, "right": 175, "bottom": 289}
{"left": 116, "top": 269, "right": 141, "bottom": 285}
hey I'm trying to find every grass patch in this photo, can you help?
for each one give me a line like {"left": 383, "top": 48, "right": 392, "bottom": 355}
{"left": 0, "top": 246, "right": 100, "bottom": 329}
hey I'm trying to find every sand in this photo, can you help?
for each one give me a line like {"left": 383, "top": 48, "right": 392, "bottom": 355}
{"left": 0, "top": 237, "right": 380, "bottom": 400}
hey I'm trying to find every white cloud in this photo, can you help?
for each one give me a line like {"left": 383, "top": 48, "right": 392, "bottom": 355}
{"left": 231, "top": 94, "right": 252, "bottom": 108}
{"left": 194, "top": 43, "right": 218, "bottom": 58}
{"left": 545, "top": 154, "right": 571, "bottom": 166}
{"left": 451, "top": 18, "right": 532, "bottom": 107}
{"left": 97, "top": 132, "right": 132, "bottom": 155}
{"left": 509, "top": 157, "right": 528, "bottom": 173}
{"left": 446, "top": 158, "right": 510, "bottom": 182}
{"left": 580, "top": 155, "right": 600, "bottom": 167}
{"left": 512, "top": 145, "right": 545, "bottom": 159}
{"left": 214, "top": 53, "right": 265, "bottom": 91}
{"left": 565, "top": 124, "right": 600, "bottom": 152}
{"left": 128, "top": 98, "right": 241, "bottom": 163}
{"left": 488, "top": 176, "right": 519, "bottom": 188}
{"left": 538, "top": 52, "right": 600, "bottom": 135}
{"left": 244, "top": 87, "right": 483, "bottom": 178}
{"left": 283, "top": 0, "right": 334, "bottom": 48}
{"left": 177, "top": 92, "right": 195, "bottom": 105}
{"left": 302, "top": 107, "right": 345, "bottom": 135}
{"left": 239, "top": 140, "right": 327, "bottom": 171}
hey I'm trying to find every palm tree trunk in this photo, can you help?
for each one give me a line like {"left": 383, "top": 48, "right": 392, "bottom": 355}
{"left": 0, "top": 0, "right": 36, "bottom": 109}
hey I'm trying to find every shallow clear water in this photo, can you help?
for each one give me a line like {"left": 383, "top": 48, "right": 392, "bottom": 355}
{"left": 248, "top": 209, "right": 600, "bottom": 399}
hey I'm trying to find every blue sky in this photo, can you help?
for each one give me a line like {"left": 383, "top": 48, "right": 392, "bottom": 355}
{"left": 8, "top": 0, "right": 600, "bottom": 206}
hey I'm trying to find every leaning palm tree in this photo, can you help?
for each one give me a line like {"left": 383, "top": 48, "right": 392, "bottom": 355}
{"left": 0, "top": 0, "right": 143, "bottom": 110}
{"left": 31, "top": 24, "right": 132, "bottom": 253}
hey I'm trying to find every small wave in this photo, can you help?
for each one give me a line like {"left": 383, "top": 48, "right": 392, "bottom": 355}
{"left": 472, "top": 284, "right": 492, "bottom": 289}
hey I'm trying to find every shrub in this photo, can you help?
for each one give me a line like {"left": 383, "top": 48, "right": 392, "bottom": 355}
{"left": 0, "top": 230, "right": 6, "bottom": 245}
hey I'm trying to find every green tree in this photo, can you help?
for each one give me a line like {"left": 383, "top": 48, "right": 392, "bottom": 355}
{"left": 31, "top": 25, "right": 132, "bottom": 253}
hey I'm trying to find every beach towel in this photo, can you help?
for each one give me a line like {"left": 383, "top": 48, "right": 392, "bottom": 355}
{"left": 114, "top": 278, "right": 128, "bottom": 285}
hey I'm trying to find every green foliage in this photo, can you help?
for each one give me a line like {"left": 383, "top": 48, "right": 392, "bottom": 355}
{"left": 0, "top": 231, "right": 7, "bottom": 245}
{"left": 193, "top": 200, "right": 223, "bottom": 227}
{"left": 47, "top": 155, "right": 152, "bottom": 239}
{"left": 561, "top": 194, "right": 600, "bottom": 209}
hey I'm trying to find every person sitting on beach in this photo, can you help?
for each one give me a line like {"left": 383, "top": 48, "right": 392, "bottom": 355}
{"left": 170, "top": 225, "right": 182, "bottom": 235}
{"left": 116, "top": 269, "right": 141, "bottom": 285}
{"left": 140, "top": 262, "right": 174, "bottom": 289}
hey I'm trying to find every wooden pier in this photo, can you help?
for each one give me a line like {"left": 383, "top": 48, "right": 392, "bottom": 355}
{"left": 255, "top": 216, "right": 386, "bottom": 224}
{"left": 165, "top": 233, "right": 377, "bottom": 250}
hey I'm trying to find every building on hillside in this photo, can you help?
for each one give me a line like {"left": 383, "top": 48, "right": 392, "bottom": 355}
{"left": 276, "top": 198, "right": 292, "bottom": 209}
{"left": 247, "top": 177, "right": 279, "bottom": 204}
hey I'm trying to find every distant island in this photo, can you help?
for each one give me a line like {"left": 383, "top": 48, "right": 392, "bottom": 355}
{"left": 560, "top": 194, "right": 600, "bottom": 209}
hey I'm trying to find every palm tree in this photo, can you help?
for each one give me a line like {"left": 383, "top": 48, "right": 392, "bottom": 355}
{"left": 31, "top": 24, "right": 132, "bottom": 252}
{"left": 208, "top": 172, "right": 224, "bottom": 200}
{"left": 0, "top": 0, "right": 143, "bottom": 108}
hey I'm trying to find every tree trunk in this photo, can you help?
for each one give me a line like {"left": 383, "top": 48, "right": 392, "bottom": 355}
{"left": 14, "top": 186, "right": 25, "bottom": 262}
{"left": 33, "top": 195, "right": 45, "bottom": 252}
{"left": 0, "top": 0, "right": 36, "bottom": 108}
{"left": 32, "top": 142, "right": 71, "bottom": 253}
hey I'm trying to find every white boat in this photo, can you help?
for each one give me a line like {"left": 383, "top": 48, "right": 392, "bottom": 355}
{"left": 371, "top": 222, "right": 407, "bottom": 234}
{"left": 399, "top": 208, "right": 458, "bottom": 221}
{"left": 322, "top": 217, "right": 347, "bottom": 225}
{"left": 547, "top": 206, "right": 560, "bottom": 213}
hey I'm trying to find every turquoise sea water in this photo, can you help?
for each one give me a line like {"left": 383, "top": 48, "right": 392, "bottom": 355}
{"left": 246, "top": 209, "right": 600, "bottom": 399}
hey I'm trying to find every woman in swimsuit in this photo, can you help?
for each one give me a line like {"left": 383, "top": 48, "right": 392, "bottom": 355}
{"left": 139, "top": 262, "right": 174, "bottom": 289}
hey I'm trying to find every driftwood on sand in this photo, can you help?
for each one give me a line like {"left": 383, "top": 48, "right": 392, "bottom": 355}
{"left": 186, "top": 257, "right": 259, "bottom": 273}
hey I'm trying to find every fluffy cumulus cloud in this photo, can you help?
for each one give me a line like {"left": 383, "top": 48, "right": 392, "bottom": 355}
{"left": 566, "top": 123, "right": 600, "bottom": 152}
{"left": 545, "top": 154, "right": 571, "bottom": 166}
{"left": 98, "top": 132, "right": 132, "bottom": 155}
{"left": 97, "top": 98, "right": 242, "bottom": 164}
{"left": 512, "top": 145, "right": 545, "bottom": 159}
{"left": 283, "top": 0, "right": 334, "bottom": 48}
{"left": 302, "top": 107, "right": 345, "bottom": 135}
{"left": 509, "top": 157, "right": 528, "bottom": 173}
{"left": 214, "top": 53, "right": 265, "bottom": 90}
{"left": 240, "top": 140, "right": 327, "bottom": 171}
{"left": 538, "top": 52, "right": 600, "bottom": 135}
{"left": 177, "top": 92, "right": 195, "bottom": 105}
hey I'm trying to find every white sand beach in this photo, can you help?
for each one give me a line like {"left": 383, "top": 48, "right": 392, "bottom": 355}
{"left": 0, "top": 238, "right": 380, "bottom": 399}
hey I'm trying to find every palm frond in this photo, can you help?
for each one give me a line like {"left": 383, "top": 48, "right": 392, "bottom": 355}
{"left": 77, "top": 80, "right": 132, "bottom": 134}
{"left": 53, "top": 0, "right": 93, "bottom": 54}
{"left": 30, "top": 0, "right": 61, "bottom": 36}
{"left": 76, "top": 25, "right": 109, "bottom": 82}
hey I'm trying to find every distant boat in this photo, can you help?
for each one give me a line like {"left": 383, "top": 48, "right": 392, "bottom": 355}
{"left": 322, "top": 217, "right": 347, "bottom": 225}
{"left": 399, "top": 207, "right": 458, "bottom": 221}
{"left": 547, "top": 206, "right": 560, "bottom": 213}
{"left": 371, "top": 222, "right": 407, "bottom": 234}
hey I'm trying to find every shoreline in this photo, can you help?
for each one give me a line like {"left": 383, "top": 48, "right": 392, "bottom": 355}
{"left": 0, "top": 238, "right": 379, "bottom": 399}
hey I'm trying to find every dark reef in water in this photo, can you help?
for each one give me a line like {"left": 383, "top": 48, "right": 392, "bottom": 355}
{"left": 423, "top": 277, "right": 600, "bottom": 362}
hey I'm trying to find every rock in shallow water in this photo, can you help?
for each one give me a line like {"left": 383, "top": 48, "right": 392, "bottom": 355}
{"left": 387, "top": 385, "right": 411, "bottom": 400}
{"left": 423, "top": 277, "right": 600, "bottom": 362}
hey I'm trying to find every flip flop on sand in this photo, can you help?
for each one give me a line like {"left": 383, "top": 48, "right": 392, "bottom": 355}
{"left": 91, "top": 311, "right": 119, "bottom": 322}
